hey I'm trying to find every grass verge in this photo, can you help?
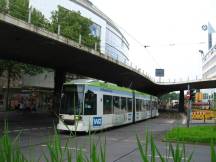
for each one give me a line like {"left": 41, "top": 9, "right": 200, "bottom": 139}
{"left": 165, "top": 126, "right": 216, "bottom": 143}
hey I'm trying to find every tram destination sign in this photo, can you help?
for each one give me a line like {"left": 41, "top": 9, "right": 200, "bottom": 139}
{"left": 155, "top": 69, "right": 164, "bottom": 77}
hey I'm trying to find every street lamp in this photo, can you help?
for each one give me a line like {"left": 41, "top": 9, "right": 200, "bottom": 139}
{"left": 198, "top": 50, "right": 204, "bottom": 57}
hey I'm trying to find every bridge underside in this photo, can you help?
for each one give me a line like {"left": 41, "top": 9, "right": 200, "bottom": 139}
{"left": 0, "top": 14, "right": 216, "bottom": 97}
{"left": 0, "top": 15, "right": 158, "bottom": 95}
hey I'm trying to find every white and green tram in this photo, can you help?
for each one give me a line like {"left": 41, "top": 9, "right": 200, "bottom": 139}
{"left": 57, "top": 79, "right": 159, "bottom": 132}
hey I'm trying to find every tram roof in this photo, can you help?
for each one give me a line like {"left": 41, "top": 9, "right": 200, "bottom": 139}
{"left": 65, "top": 79, "right": 153, "bottom": 97}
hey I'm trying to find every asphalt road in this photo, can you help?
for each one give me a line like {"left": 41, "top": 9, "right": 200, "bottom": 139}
{"left": 0, "top": 112, "right": 212, "bottom": 162}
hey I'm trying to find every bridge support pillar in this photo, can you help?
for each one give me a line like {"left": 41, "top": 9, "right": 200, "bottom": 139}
{"left": 179, "top": 90, "right": 184, "bottom": 112}
{"left": 53, "top": 69, "right": 66, "bottom": 115}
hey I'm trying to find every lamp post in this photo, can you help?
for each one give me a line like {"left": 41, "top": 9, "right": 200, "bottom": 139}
{"left": 187, "top": 84, "right": 191, "bottom": 128}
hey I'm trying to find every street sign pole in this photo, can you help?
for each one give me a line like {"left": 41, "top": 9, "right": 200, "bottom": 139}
{"left": 187, "top": 84, "right": 191, "bottom": 128}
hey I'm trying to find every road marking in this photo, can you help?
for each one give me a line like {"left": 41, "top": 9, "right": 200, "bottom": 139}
{"left": 147, "top": 154, "right": 187, "bottom": 160}
{"left": 167, "top": 120, "right": 175, "bottom": 124}
{"left": 41, "top": 144, "right": 87, "bottom": 152}
{"left": 109, "top": 138, "right": 118, "bottom": 141}
{"left": 7, "top": 127, "right": 53, "bottom": 133}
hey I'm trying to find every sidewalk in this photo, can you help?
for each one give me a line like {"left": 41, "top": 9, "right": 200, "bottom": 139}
{"left": 0, "top": 111, "right": 57, "bottom": 123}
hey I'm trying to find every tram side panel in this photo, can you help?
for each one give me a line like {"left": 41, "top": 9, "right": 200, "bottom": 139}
{"left": 95, "top": 90, "right": 134, "bottom": 130}
{"left": 110, "top": 94, "right": 134, "bottom": 126}
{"left": 134, "top": 94, "right": 152, "bottom": 122}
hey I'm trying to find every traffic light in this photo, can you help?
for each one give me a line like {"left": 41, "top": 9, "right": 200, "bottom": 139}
{"left": 189, "top": 89, "right": 196, "bottom": 101}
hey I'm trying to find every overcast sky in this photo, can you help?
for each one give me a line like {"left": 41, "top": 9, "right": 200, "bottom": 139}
{"left": 31, "top": 0, "right": 216, "bottom": 82}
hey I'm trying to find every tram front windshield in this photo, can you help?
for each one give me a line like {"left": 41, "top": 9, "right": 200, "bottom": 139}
{"left": 60, "top": 85, "right": 84, "bottom": 115}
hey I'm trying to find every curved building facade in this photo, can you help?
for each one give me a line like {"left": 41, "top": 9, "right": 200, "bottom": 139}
{"left": 202, "top": 44, "right": 216, "bottom": 79}
{"left": 30, "top": 0, "right": 130, "bottom": 63}
{"left": 201, "top": 44, "right": 216, "bottom": 108}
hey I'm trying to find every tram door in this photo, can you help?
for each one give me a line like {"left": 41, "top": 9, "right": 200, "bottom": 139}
{"left": 113, "top": 96, "right": 125, "bottom": 125}
{"left": 120, "top": 97, "right": 127, "bottom": 123}
{"left": 132, "top": 91, "right": 136, "bottom": 123}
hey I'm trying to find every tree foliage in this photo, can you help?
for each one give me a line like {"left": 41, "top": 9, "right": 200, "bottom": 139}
{"left": 31, "top": 8, "right": 50, "bottom": 29}
{"left": 0, "top": 0, "right": 100, "bottom": 50}
{"left": 160, "top": 92, "right": 179, "bottom": 101}
{"left": 0, "top": 0, "right": 7, "bottom": 12}
{"left": 0, "top": 60, "right": 44, "bottom": 110}
{"left": 9, "top": 0, "right": 29, "bottom": 21}
{"left": 0, "top": 60, "right": 44, "bottom": 80}
{"left": 50, "top": 6, "right": 100, "bottom": 49}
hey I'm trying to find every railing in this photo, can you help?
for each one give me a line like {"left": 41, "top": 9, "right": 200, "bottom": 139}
{"left": 156, "top": 75, "right": 206, "bottom": 84}
{"left": 202, "top": 44, "right": 216, "bottom": 63}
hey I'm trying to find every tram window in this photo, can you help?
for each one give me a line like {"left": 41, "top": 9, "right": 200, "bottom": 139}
{"left": 149, "top": 101, "right": 152, "bottom": 110}
{"left": 127, "top": 98, "right": 132, "bottom": 112}
{"left": 136, "top": 99, "right": 141, "bottom": 112}
{"left": 153, "top": 101, "right": 156, "bottom": 109}
{"left": 146, "top": 100, "right": 150, "bottom": 110}
{"left": 103, "top": 95, "right": 113, "bottom": 114}
{"left": 141, "top": 100, "right": 144, "bottom": 111}
{"left": 121, "top": 97, "right": 127, "bottom": 112}
{"left": 113, "top": 96, "right": 120, "bottom": 113}
{"left": 84, "top": 90, "right": 97, "bottom": 115}
{"left": 142, "top": 100, "right": 145, "bottom": 110}
{"left": 61, "top": 85, "right": 84, "bottom": 115}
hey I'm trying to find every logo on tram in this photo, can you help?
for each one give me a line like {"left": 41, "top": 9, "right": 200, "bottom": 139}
{"left": 93, "top": 117, "right": 102, "bottom": 127}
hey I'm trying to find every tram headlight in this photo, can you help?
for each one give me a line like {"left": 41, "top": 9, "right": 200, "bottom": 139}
{"left": 75, "top": 115, "right": 82, "bottom": 121}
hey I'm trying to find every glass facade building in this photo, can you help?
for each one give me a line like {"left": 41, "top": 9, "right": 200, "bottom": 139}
{"left": 202, "top": 45, "right": 216, "bottom": 79}
{"left": 201, "top": 44, "right": 216, "bottom": 108}
{"left": 72, "top": 0, "right": 130, "bottom": 63}
{"left": 30, "top": 0, "right": 130, "bottom": 63}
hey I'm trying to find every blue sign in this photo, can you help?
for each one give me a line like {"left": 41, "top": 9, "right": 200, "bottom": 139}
{"left": 93, "top": 117, "right": 102, "bottom": 127}
{"left": 155, "top": 69, "right": 164, "bottom": 77}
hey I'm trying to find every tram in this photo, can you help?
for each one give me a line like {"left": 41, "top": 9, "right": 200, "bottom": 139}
{"left": 57, "top": 79, "right": 159, "bottom": 132}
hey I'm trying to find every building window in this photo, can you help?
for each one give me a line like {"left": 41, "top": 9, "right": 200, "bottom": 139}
{"left": 90, "top": 23, "right": 101, "bottom": 38}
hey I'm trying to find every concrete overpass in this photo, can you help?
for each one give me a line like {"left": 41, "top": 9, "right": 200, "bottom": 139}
{"left": 157, "top": 79, "right": 216, "bottom": 95}
{"left": 0, "top": 13, "right": 216, "bottom": 99}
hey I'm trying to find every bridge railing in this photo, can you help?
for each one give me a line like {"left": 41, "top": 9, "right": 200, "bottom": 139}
{"left": 155, "top": 75, "right": 205, "bottom": 84}
{"left": 0, "top": 0, "right": 156, "bottom": 82}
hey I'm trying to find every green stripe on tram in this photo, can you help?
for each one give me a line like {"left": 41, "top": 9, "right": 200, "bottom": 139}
{"left": 65, "top": 80, "right": 151, "bottom": 97}
{"left": 89, "top": 81, "right": 149, "bottom": 97}
{"left": 89, "top": 81, "right": 133, "bottom": 93}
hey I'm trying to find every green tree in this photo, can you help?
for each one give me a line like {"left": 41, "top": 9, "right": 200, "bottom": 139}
{"left": 50, "top": 6, "right": 100, "bottom": 50}
{"left": 160, "top": 92, "right": 179, "bottom": 101}
{"left": 0, "top": 0, "right": 7, "bottom": 13}
{"left": 0, "top": 60, "right": 44, "bottom": 110}
{"left": 31, "top": 8, "right": 50, "bottom": 29}
{"left": 9, "top": 0, "right": 29, "bottom": 21}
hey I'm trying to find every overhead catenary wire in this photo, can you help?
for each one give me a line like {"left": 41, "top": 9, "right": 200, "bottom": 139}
{"left": 115, "top": 24, "right": 161, "bottom": 69}
{"left": 113, "top": 22, "right": 207, "bottom": 70}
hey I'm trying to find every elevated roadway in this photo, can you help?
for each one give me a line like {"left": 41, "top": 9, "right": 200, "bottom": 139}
{"left": 0, "top": 13, "right": 215, "bottom": 96}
